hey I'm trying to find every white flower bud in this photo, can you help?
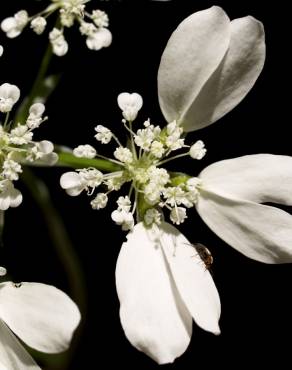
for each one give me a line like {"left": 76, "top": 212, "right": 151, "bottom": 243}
{"left": 190, "top": 140, "right": 207, "bottom": 160}
{"left": 91, "top": 193, "right": 108, "bottom": 209}
{"left": 170, "top": 207, "right": 187, "bottom": 225}
{"left": 144, "top": 208, "right": 162, "bottom": 226}
{"left": 114, "top": 147, "right": 133, "bottom": 164}
{"left": 49, "top": 28, "right": 68, "bottom": 56}
{"left": 94, "top": 125, "right": 112, "bottom": 144}
{"left": 73, "top": 144, "right": 96, "bottom": 159}
{"left": 30, "top": 17, "right": 47, "bottom": 35}
{"left": 91, "top": 10, "right": 109, "bottom": 28}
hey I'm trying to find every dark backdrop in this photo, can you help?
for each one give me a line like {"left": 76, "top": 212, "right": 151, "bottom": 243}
{"left": 1, "top": 1, "right": 291, "bottom": 369}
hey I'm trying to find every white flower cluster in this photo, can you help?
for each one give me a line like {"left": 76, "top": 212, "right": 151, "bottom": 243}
{"left": 60, "top": 92, "right": 206, "bottom": 230}
{"left": 1, "top": 0, "right": 112, "bottom": 56}
{"left": 0, "top": 83, "right": 58, "bottom": 210}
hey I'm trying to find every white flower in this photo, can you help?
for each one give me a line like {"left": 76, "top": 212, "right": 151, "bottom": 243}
{"left": 26, "top": 140, "right": 58, "bottom": 166}
{"left": 86, "top": 27, "right": 112, "bottom": 51}
{"left": 144, "top": 208, "right": 162, "bottom": 226}
{"left": 2, "top": 159, "right": 22, "bottom": 181}
{"left": 30, "top": 16, "right": 47, "bottom": 35}
{"left": 117, "top": 93, "right": 143, "bottom": 122}
{"left": 190, "top": 140, "right": 207, "bottom": 159}
{"left": 91, "top": 10, "right": 109, "bottom": 28}
{"left": 0, "top": 281, "right": 80, "bottom": 369}
{"left": 150, "top": 140, "right": 165, "bottom": 158}
{"left": 0, "top": 45, "right": 3, "bottom": 57}
{"left": 1, "top": 10, "right": 28, "bottom": 38}
{"left": 0, "top": 180, "right": 22, "bottom": 210}
{"left": 94, "top": 125, "right": 112, "bottom": 144}
{"left": 26, "top": 102, "right": 46, "bottom": 129}
{"left": 114, "top": 147, "right": 133, "bottom": 164}
{"left": 0, "top": 83, "right": 20, "bottom": 113}
{"left": 116, "top": 222, "right": 220, "bottom": 364}
{"left": 170, "top": 206, "right": 187, "bottom": 225}
{"left": 111, "top": 209, "right": 134, "bottom": 231}
{"left": 9, "top": 124, "right": 33, "bottom": 145}
{"left": 91, "top": 192, "right": 108, "bottom": 209}
{"left": 73, "top": 144, "right": 96, "bottom": 159}
{"left": 49, "top": 28, "right": 69, "bottom": 56}
{"left": 60, "top": 169, "right": 103, "bottom": 196}
{"left": 117, "top": 196, "right": 131, "bottom": 212}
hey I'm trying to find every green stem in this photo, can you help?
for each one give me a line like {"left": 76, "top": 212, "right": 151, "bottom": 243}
{"left": 14, "top": 43, "right": 53, "bottom": 124}
{"left": 21, "top": 168, "right": 87, "bottom": 367}
{"left": 57, "top": 151, "right": 122, "bottom": 172}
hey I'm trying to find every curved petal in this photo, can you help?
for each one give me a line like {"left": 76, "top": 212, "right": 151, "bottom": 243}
{"left": 158, "top": 222, "right": 221, "bottom": 334}
{"left": 0, "top": 282, "right": 81, "bottom": 353}
{"left": 196, "top": 190, "right": 292, "bottom": 263}
{"left": 0, "top": 320, "right": 40, "bottom": 370}
{"left": 116, "top": 223, "right": 192, "bottom": 364}
{"left": 182, "top": 16, "right": 265, "bottom": 131}
{"left": 199, "top": 154, "right": 292, "bottom": 205}
{"left": 158, "top": 6, "right": 230, "bottom": 126}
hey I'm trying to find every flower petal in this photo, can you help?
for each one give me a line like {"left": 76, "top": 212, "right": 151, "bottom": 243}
{"left": 181, "top": 16, "right": 265, "bottom": 131}
{"left": 116, "top": 223, "right": 192, "bottom": 364}
{"left": 158, "top": 6, "right": 230, "bottom": 128}
{"left": 196, "top": 190, "right": 292, "bottom": 263}
{"left": 158, "top": 222, "right": 221, "bottom": 334}
{"left": 0, "top": 320, "right": 40, "bottom": 370}
{"left": 0, "top": 282, "right": 81, "bottom": 353}
{"left": 199, "top": 154, "right": 292, "bottom": 205}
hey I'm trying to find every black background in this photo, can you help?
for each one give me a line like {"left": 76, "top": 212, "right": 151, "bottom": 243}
{"left": 1, "top": 0, "right": 291, "bottom": 369}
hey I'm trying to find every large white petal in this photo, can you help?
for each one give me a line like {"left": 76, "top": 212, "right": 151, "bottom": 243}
{"left": 0, "top": 320, "right": 40, "bottom": 370}
{"left": 116, "top": 223, "right": 192, "bottom": 364}
{"left": 196, "top": 190, "right": 292, "bottom": 263}
{"left": 182, "top": 16, "right": 265, "bottom": 131}
{"left": 0, "top": 282, "right": 81, "bottom": 353}
{"left": 199, "top": 154, "right": 292, "bottom": 205}
{"left": 158, "top": 222, "right": 221, "bottom": 334}
{"left": 158, "top": 6, "right": 230, "bottom": 127}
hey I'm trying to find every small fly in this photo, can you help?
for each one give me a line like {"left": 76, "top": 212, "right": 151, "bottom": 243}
{"left": 13, "top": 282, "right": 22, "bottom": 288}
{"left": 193, "top": 243, "right": 213, "bottom": 270}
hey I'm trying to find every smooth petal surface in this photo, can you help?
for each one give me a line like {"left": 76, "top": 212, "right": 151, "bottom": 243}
{"left": 0, "top": 320, "right": 40, "bottom": 370}
{"left": 0, "top": 282, "right": 81, "bottom": 353}
{"left": 182, "top": 16, "right": 265, "bottom": 131}
{"left": 199, "top": 154, "right": 292, "bottom": 205}
{"left": 197, "top": 191, "right": 292, "bottom": 263}
{"left": 158, "top": 6, "right": 230, "bottom": 127}
{"left": 116, "top": 223, "right": 192, "bottom": 364}
{"left": 60, "top": 172, "right": 84, "bottom": 196}
{"left": 158, "top": 222, "right": 221, "bottom": 334}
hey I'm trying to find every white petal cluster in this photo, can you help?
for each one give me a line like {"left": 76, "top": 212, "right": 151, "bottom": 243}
{"left": 0, "top": 85, "right": 57, "bottom": 210}
{"left": 1, "top": 0, "right": 112, "bottom": 56}
{"left": 61, "top": 92, "right": 202, "bottom": 230}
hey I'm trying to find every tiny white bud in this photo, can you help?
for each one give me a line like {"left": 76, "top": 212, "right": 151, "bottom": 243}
{"left": 91, "top": 193, "right": 108, "bottom": 209}
{"left": 73, "top": 144, "right": 96, "bottom": 159}
{"left": 190, "top": 140, "right": 207, "bottom": 160}
{"left": 30, "top": 16, "right": 47, "bottom": 35}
